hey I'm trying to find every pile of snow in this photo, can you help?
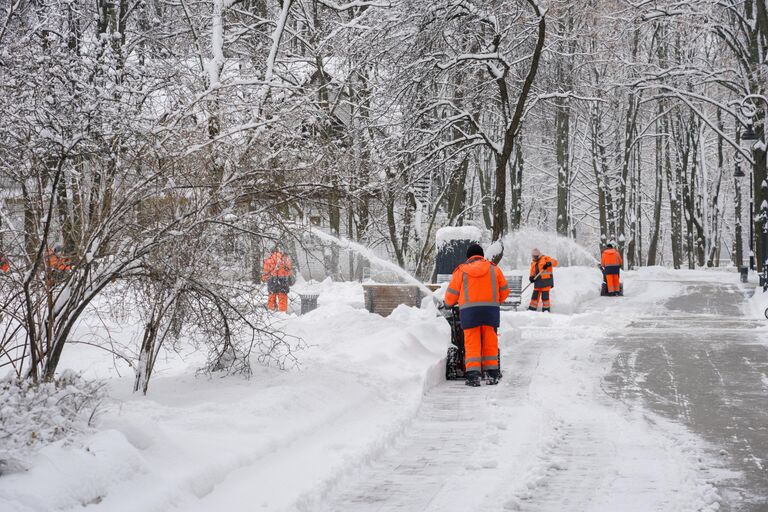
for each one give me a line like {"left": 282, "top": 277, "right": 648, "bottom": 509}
{"left": 435, "top": 226, "right": 484, "bottom": 248}
{"left": 0, "top": 372, "right": 105, "bottom": 475}
{"left": 746, "top": 286, "right": 768, "bottom": 319}
{"left": 291, "top": 277, "right": 365, "bottom": 310}
{"left": 0, "top": 290, "right": 451, "bottom": 511}
{"left": 542, "top": 266, "right": 603, "bottom": 314}
{"left": 484, "top": 240, "right": 503, "bottom": 261}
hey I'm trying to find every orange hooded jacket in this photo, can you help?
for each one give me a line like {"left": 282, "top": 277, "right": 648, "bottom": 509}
{"left": 601, "top": 248, "right": 622, "bottom": 275}
{"left": 530, "top": 255, "right": 557, "bottom": 289}
{"left": 262, "top": 251, "right": 293, "bottom": 280}
{"left": 444, "top": 255, "right": 509, "bottom": 329}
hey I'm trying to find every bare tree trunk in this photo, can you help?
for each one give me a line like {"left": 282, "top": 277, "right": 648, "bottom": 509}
{"left": 386, "top": 180, "right": 405, "bottom": 268}
{"left": 646, "top": 110, "right": 663, "bottom": 266}
{"left": 591, "top": 106, "right": 609, "bottom": 246}
{"left": 667, "top": 159, "right": 684, "bottom": 270}
{"left": 554, "top": 8, "right": 574, "bottom": 238}
{"left": 490, "top": 2, "right": 546, "bottom": 250}
{"left": 509, "top": 141, "right": 524, "bottom": 231}
{"left": 447, "top": 155, "right": 470, "bottom": 225}
{"left": 707, "top": 112, "right": 725, "bottom": 267}
{"left": 555, "top": 95, "right": 570, "bottom": 237}
{"left": 328, "top": 185, "right": 341, "bottom": 280}
{"left": 477, "top": 152, "right": 493, "bottom": 230}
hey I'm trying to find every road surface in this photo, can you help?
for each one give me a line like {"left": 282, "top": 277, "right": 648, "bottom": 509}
{"left": 310, "top": 273, "right": 764, "bottom": 511}
{"left": 604, "top": 278, "right": 768, "bottom": 511}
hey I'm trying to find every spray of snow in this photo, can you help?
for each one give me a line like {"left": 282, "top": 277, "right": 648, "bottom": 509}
{"left": 484, "top": 240, "right": 503, "bottom": 262}
{"left": 305, "top": 228, "right": 434, "bottom": 298}
{"left": 501, "top": 228, "right": 598, "bottom": 269}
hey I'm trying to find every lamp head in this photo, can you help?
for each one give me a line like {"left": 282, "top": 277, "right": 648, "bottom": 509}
{"left": 742, "top": 123, "right": 760, "bottom": 150}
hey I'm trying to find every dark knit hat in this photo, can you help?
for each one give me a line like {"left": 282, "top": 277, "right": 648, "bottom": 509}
{"left": 466, "top": 243, "right": 484, "bottom": 259}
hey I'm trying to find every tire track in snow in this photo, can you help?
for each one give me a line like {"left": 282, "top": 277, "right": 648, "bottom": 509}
{"left": 307, "top": 332, "right": 548, "bottom": 512}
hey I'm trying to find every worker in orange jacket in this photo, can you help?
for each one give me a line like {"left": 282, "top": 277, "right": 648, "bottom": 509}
{"left": 444, "top": 244, "right": 509, "bottom": 387}
{"left": 262, "top": 249, "right": 294, "bottom": 312}
{"left": 528, "top": 248, "right": 557, "bottom": 312}
{"left": 46, "top": 246, "right": 73, "bottom": 272}
{"left": 600, "top": 243, "right": 623, "bottom": 296}
{"left": 0, "top": 254, "right": 8, "bottom": 273}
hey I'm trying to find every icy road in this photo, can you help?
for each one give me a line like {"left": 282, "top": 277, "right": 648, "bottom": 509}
{"left": 3, "top": 269, "right": 767, "bottom": 512}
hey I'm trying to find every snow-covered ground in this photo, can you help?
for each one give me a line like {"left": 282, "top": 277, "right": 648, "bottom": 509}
{"left": 0, "top": 266, "right": 754, "bottom": 511}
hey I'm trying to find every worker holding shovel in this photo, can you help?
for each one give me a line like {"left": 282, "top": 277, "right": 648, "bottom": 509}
{"left": 528, "top": 248, "right": 557, "bottom": 312}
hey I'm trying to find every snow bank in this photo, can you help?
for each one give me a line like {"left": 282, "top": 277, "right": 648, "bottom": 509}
{"left": 435, "top": 226, "right": 483, "bottom": 248}
{"left": 0, "top": 372, "right": 106, "bottom": 475}
{"left": 291, "top": 277, "right": 365, "bottom": 310}
{"left": 746, "top": 286, "right": 768, "bottom": 319}
{"left": 0, "top": 291, "right": 451, "bottom": 512}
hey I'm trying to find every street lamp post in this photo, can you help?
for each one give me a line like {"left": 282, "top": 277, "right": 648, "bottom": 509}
{"left": 739, "top": 98, "right": 768, "bottom": 291}
{"left": 734, "top": 154, "right": 746, "bottom": 281}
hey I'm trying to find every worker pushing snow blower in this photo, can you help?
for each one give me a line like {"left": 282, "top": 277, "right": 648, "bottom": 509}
{"left": 443, "top": 244, "right": 509, "bottom": 387}
{"left": 599, "top": 243, "right": 623, "bottom": 296}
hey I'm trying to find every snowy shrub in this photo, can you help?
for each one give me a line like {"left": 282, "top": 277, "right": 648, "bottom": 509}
{"left": 0, "top": 372, "right": 106, "bottom": 473}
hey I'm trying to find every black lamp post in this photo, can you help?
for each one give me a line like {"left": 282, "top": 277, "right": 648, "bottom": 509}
{"left": 740, "top": 113, "right": 767, "bottom": 290}
{"left": 734, "top": 154, "right": 746, "bottom": 281}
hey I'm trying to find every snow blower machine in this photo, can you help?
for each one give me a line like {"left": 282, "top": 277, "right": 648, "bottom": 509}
{"left": 438, "top": 304, "right": 502, "bottom": 381}
{"left": 599, "top": 266, "right": 624, "bottom": 297}
{"left": 440, "top": 305, "right": 466, "bottom": 380}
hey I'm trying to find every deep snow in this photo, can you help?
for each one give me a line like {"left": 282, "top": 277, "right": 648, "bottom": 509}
{"left": 0, "top": 266, "right": 751, "bottom": 511}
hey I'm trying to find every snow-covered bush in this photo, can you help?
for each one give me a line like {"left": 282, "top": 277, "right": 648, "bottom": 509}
{"left": 0, "top": 372, "right": 105, "bottom": 473}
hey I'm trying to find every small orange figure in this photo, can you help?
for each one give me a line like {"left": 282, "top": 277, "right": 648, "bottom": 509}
{"left": 528, "top": 248, "right": 558, "bottom": 312}
{"left": 46, "top": 246, "right": 73, "bottom": 272}
{"left": 262, "top": 249, "right": 294, "bottom": 312}
{"left": 601, "top": 243, "right": 623, "bottom": 296}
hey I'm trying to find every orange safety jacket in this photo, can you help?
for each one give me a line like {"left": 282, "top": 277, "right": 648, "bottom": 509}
{"left": 530, "top": 255, "right": 558, "bottom": 289}
{"left": 0, "top": 256, "right": 8, "bottom": 273}
{"left": 444, "top": 255, "right": 509, "bottom": 329}
{"left": 601, "top": 248, "right": 622, "bottom": 275}
{"left": 46, "top": 249, "right": 72, "bottom": 271}
{"left": 262, "top": 251, "right": 293, "bottom": 280}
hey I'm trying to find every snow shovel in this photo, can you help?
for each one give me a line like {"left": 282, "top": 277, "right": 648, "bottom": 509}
{"left": 520, "top": 267, "right": 546, "bottom": 295}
